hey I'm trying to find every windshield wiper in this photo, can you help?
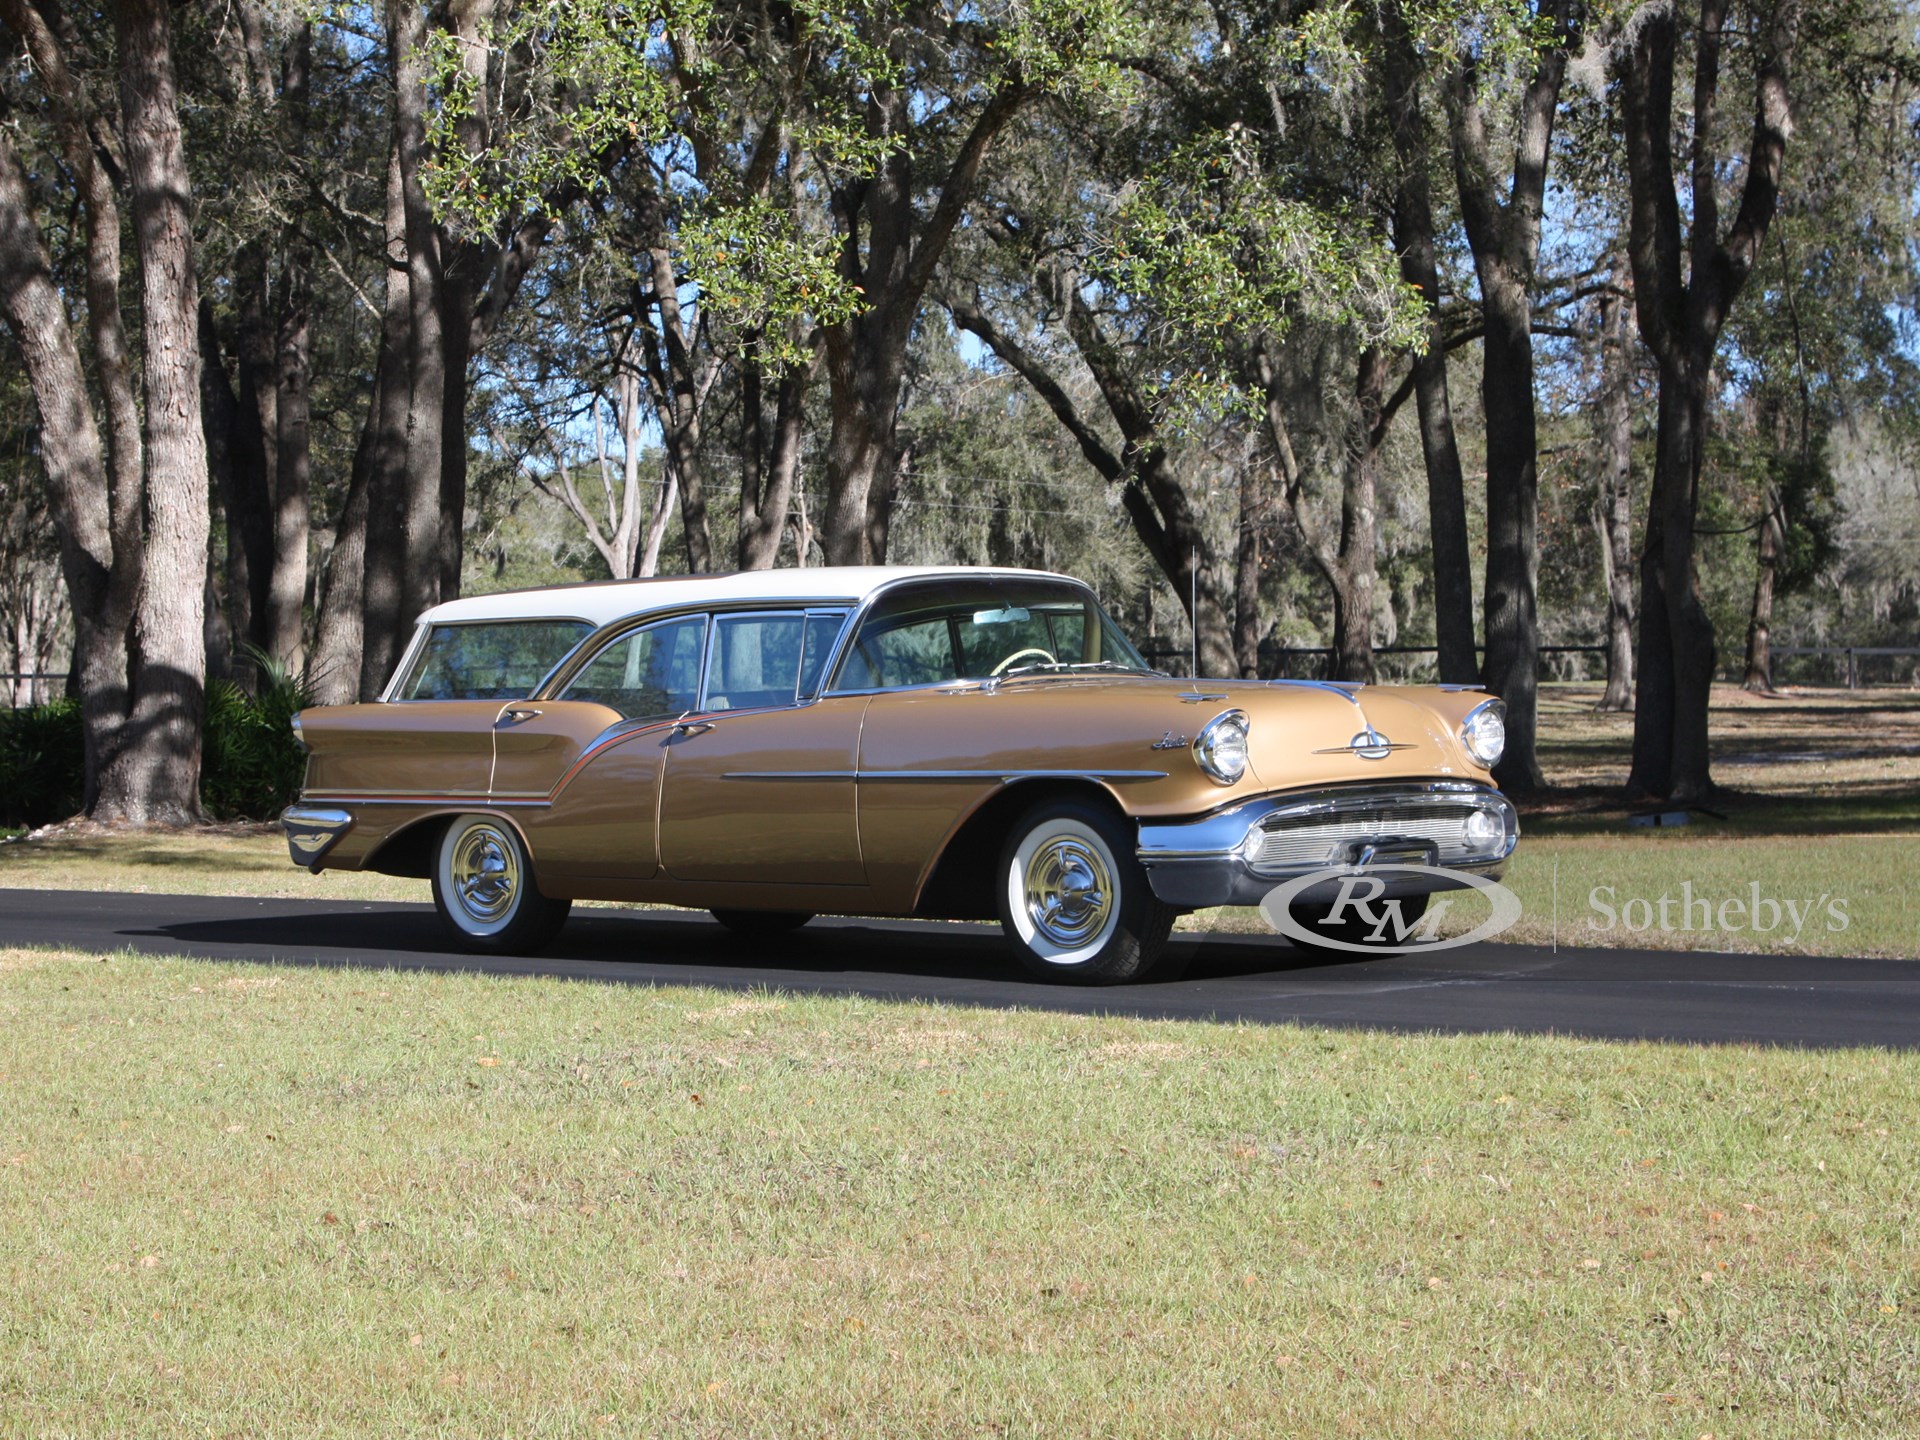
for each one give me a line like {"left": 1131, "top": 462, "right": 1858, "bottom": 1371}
{"left": 998, "top": 659, "right": 1156, "bottom": 679}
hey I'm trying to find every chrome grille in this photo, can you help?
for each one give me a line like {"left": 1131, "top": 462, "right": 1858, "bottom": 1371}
{"left": 1249, "top": 800, "right": 1488, "bottom": 874}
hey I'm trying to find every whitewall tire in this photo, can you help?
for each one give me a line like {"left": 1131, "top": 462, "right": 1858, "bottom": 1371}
{"left": 430, "top": 815, "right": 571, "bottom": 954}
{"left": 996, "top": 799, "right": 1176, "bottom": 984}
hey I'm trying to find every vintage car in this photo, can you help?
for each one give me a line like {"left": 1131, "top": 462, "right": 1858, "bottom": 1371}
{"left": 282, "top": 566, "right": 1516, "bottom": 983}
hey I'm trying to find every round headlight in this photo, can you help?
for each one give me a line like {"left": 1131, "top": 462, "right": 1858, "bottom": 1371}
{"left": 1460, "top": 699, "right": 1506, "bottom": 769}
{"left": 1193, "top": 709, "right": 1250, "bottom": 785}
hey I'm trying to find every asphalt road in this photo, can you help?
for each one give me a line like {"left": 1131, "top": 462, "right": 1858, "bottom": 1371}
{"left": 3, "top": 886, "right": 1915, "bottom": 1048}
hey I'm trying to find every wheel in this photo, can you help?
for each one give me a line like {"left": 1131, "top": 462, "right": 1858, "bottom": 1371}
{"left": 430, "top": 814, "right": 571, "bottom": 954}
{"left": 996, "top": 799, "right": 1175, "bottom": 984}
{"left": 1284, "top": 892, "right": 1429, "bottom": 955}
{"left": 710, "top": 909, "right": 813, "bottom": 939}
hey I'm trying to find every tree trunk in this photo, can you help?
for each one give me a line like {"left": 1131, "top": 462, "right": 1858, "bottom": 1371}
{"left": 737, "top": 357, "right": 812, "bottom": 571}
{"left": 1233, "top": 465, "right": 1263, "bottom": 678}
{"left": 1447, "top": 9, "right": 1572, "bottom": 793}
{"left": 1597, "top": 258, "right": 1636, "bottom": 712}
{"left": 1476, "top": 268, "right": 1545, "bottom": 789}
{"left": 266, "top": 25, "right": 314, "bottom": 668}
{"left": 1383, "top": 3, "right": 1476, "bottom": 684}
{"left": 198, "top": 301, "right": 254, "bottom": 666}
{"left": 0, "top": 126, "right": 129, "bottom": 812}
{"left": 390, "top": 0, "right": 447, "bottom": 638}
{"left": 309, "top": 366, "right": 375, "bottom": 707}
{"left": 358, "top": 138, "right": 418, "bottom": 700}
{"left": 1742, "top": 491, "right": 1782, "bottom": 693}
{"left": 1619, "top": 0, "right": 1799, "bottom": 802}
{"left": 1328, "top": 348, "right": 1385, "bottom": 685}
{"left": 103, "top": 0, "right": 210, "bottom": 825}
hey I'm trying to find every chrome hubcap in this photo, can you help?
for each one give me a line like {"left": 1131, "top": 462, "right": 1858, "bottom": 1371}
{"left": 1023, "top": 835, "right": 1114, "bottom": 948}
{"left": 450, "top": 824, "right": 518, "bottom": 924}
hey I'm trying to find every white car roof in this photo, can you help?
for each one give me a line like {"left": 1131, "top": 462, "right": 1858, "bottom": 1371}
{"left": 413, "top": 565, "right": 1075, "bottom": 630}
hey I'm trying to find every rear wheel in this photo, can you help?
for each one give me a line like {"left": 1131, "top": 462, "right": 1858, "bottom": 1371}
{"left": 1285, "top": 892, "right": 1429, "bottom": 955}
{"left": 431, "top": 815, "right": 571, "bottom": 954}
{"left": 996, "top": 799, "right": 1175, "bottom": 985}
{"left": 710, "top": 909, "right": 813, "bottom": 939}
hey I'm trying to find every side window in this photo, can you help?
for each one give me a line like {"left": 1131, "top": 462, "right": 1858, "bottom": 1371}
{"left": 836, "top": 618, "right": 960, "bottom": 691}
{"left": 705, "top": 613, "right": 807, "bottom": 711}
{"left": 1044, "top": 609, "right": 1088, "bottom": 663}
{"left": 561, "top": 615, "right": 706, "bottom": 721}
{"left": 402, "top": 620, "right": 592, "bottom": 700}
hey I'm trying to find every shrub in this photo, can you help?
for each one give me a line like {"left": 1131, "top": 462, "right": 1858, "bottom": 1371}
{"left": 200, "top": 650, "right": 312, "bottom": 821}
{"left": 0, "top": 696, "right": 84, "bottom": 828}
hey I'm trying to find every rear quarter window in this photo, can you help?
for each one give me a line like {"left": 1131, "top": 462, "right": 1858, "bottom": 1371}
{"left": 400, "top": 620, "right": 593, "bottom": 700}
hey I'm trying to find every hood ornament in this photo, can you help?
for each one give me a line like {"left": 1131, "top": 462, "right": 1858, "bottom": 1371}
{"left": 1314, "top": 726, "right": 1414, "bottom": 760}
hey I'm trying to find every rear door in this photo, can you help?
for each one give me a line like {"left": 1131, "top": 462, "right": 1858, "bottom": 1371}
{"left": 515, "top": 614, "right": 708, "bottom": 881}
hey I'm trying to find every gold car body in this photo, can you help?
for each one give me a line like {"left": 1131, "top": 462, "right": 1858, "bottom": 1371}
{"left": 283, "top": 567, "right": 1517, "bottom": 920}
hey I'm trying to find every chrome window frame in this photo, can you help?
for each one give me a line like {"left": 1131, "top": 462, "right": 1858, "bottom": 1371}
{"left": 697, "top": 607, "right": 852, "bottom": 713}
{"left": 552, "top": 611, "right": 711, "bottom": 721}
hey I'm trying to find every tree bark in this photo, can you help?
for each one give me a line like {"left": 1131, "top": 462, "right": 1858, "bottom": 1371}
{"left": 818, "top": 80, "right": 1029, "bottom": 564}
{"left": 1597, "top": 255, "right": 1636, "bottom": 711}
{"left": 358, "top": 137, "right": 418, "bottom": 700}
{"left": 1743, "top": 490, "right": 1783, "bottom": 692}
{"left": 0, "top": 124, "right": 129, "bottom": 812}
{"left": 1329, "top": 348, "right": 1387, "bottom": 685}
{"left": 266, "top": 24, "right": 314, "bottom": 669}
{"left": 389, "top": 0, "right": 448, "bottom": 636}
{"left": 104, "top": 0, "right": 211, "bottom": 825}
{"left": 1446, "top": 5, "right": 1577, "bottom": 793}
{"left": 1619, "top": 0, "right": 1800, "bottom": 802}
{"left": 1382, "top": 2, "right": 1476, "bottom": 684}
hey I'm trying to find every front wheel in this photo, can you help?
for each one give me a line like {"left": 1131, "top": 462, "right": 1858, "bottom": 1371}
{"left": 431, "top": 815, "right": 571, "bottom": 954}
{"left": 996, "top": 799, "right": 1175, "bottom": 985}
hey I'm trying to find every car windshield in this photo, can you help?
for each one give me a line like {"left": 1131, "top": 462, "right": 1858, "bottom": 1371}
{"left": 829, "top": 578, "right": 1156, "bottom": 691}
{"left": 398, "top": 619, "right": 593, "bottom": 700}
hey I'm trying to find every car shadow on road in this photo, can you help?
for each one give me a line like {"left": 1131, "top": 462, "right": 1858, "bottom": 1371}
{"left": 121, "top": 903, "right": 1353, "bottom": 1004}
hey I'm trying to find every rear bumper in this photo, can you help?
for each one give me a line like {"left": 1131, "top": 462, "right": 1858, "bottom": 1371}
{"left": 281, "top": 805, "right": 355, "bottom": 871}
{"left": 1135, "top": 781, "right": 1518, "bottom": 909}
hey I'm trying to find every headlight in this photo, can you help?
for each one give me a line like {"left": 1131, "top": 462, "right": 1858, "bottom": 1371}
{"left": 1460, "top": 699, "right": 1505, "bottom": 769}
{"left": 1193, "top": 709, "right": 1250, "bottom": 785}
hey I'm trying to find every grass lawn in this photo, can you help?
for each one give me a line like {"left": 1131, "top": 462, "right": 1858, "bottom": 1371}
{"left": 2, "top": 946, "right": 1915, "bottom": 1437}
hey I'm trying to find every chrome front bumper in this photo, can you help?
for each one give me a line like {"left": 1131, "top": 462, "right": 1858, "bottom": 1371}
{"left": 1135, "top": 782, "right": 1519, "bottom": 909}
{"left": 281, "top": 805, "right": 355, "bottom": 871}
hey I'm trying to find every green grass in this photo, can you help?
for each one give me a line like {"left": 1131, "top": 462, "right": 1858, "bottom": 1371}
{"left": 1, "top": 948, "right": 1915, "bottom": 1437}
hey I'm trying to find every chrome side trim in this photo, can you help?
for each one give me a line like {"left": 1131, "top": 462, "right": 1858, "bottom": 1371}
{"left": 299, "top": 795, "right": 551, "bottom": 808}
{"left": 722, "top": 768, "right": 1168, "bottom": 783}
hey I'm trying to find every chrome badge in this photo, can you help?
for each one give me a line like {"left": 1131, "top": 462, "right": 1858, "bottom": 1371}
{"left": 1150, "top": 731, "right": 1189, "bottom": 750}
{"left": 1313, "top": 726, "right": 1412, "bottom": 760}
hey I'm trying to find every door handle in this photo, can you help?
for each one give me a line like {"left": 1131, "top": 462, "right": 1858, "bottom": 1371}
{"left": 672, "top": 721, "right": 714, "bottom": 737}
{"left": 497, "top": 707, "right": 542, "bottom": 726}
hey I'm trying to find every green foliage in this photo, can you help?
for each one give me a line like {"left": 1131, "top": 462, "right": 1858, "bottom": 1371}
{"left": 199, "top": 649, "right": 314, "bottom": 822}
{"left": 0, "top": 698, "right": 84, "bottom": 829}
{"left": 421, "top": 0, "right": 701, "bottom": 236}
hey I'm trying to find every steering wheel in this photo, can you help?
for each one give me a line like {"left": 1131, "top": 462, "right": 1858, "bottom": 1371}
{"left": 991, "top": 647, "right": 1058, "bottom": 676}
